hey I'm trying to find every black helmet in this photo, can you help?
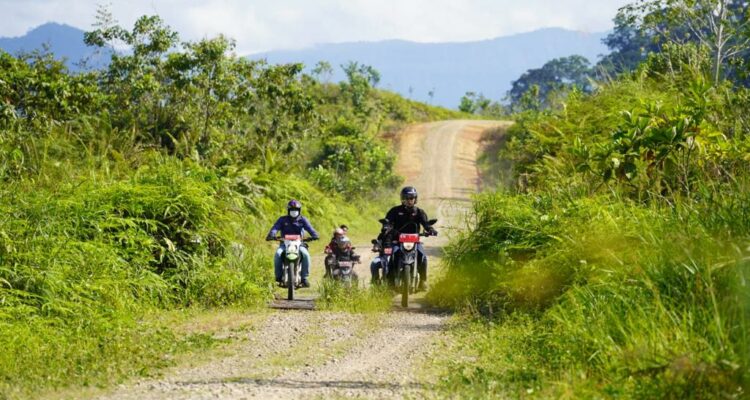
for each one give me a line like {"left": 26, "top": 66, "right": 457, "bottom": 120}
{"left": 400, "top": 186, "right": 418, "bottom": 207}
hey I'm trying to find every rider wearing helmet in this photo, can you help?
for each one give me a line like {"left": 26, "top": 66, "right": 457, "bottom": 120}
{"left": 370, "top": 219, "right": 394, "bottom": 285}
{"left": 384, "top": 186, "right": 437, "bottom": 291}
{"left": 265, "top": 199, "right": 319, "bottom": 287}
{"left": 324, "top": 227, "right": 346, "bottom": 277}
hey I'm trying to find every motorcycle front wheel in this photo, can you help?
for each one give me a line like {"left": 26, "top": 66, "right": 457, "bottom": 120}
{"left": 287, "top": 263, "right": 295, "bottom": 300}
{"left": 401, "top": 263, "right": 410, "bottom": 308}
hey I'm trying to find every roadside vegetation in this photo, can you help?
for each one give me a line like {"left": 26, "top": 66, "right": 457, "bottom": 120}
{"left": 432, "top": 0, "right": 750, "bottom": 398}
{"left": 316, "top": 279, "right": 393, "bottom": 313}
{"left": 0, "top": 10, "right": 462, "bottom": 398}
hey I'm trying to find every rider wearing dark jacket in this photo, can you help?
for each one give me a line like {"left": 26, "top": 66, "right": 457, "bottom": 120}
{"left": 265, "top": 199, "right": 319, "bottom": 287}
{"left": 384, "top": 186, "right": 437, "bottom": 290}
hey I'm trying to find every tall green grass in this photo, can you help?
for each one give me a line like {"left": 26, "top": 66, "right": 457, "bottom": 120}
{"left": 428, "top": 51, "right": 750, "bottom": 398}
{"left": 316, "top": 279, "right": 393, "bottom": 313}
{"left": 0, "top": 150, "right": 394, "bottom": 397}
{"left": 431, "top": 188, "right": 749, "bottom": 398}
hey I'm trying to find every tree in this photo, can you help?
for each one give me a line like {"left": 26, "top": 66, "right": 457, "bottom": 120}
{"left": 508, "top": 55, "right": 593, "bottom": 108}
{"left": 598, "top": 11, "right": 662, "bottom": 74}
{"left": 85, "top": 12, "right": 180, "bottom": 146}
{"left": 618, "top": 0, "right": 750, "bottom": 84}
{"left": 340, "top": 61, "right": 381, "bottom": 117}
{"left": 458, "top": 91, "right": 477, "bottom": 113}
{"left": 458, "top": 91, "right": 507, "bottom": 116}
{"left": 312, "top": 61, "right": 333, "bottom": 83}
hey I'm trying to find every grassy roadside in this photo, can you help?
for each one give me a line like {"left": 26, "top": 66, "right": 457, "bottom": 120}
{"left": 428, "top": 192, "right": 749, "bottom": 398}
{"left": 36, "top": 307, "right": 272, "bottom": 400}
{"left": 0, "top": 164, "right": 394, "bottom": 399}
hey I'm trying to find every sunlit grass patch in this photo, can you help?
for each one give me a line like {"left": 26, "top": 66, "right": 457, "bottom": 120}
{"left": 431, "top": 190, "right": 750, "bottom": 397}
{"left": 315, "top": 278, "right": 392, "bottom": 313}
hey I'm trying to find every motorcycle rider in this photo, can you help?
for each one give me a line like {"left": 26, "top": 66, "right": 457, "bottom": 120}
{"left": 265, "top": 199, "right": 319, "bottom": 287}
{"left": 384, "top": 186, "right": 437, "bottom": 291}
{"left": 370, "top": 221, "right": 394, "bottom": 284}
{"left": 324, "top": 227, "right": 346, "bottom": 277}
{"left": 330, "top": 235, "right": 360, "bottom": 280}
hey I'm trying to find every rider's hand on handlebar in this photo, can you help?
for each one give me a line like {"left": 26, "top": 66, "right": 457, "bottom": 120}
{"left": 428, "top": 228, "right": 438, "bottom": 236}
{"left": 265, "top": 235, "right": 275, "bottom": 241}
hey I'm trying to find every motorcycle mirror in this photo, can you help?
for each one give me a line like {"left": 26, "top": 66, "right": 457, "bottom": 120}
{"left": 371, "top": 239, "right": 378, "bottom": 244}
{"left": 427, "top": 218, "right": 438, "bottom": 225}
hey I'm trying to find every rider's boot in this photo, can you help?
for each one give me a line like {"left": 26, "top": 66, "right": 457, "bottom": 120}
{"left": 417, "top": 271, "right": 428, "bottom": 292}
{"left": 301, "top": 278, "right": 311, "bottom": 288}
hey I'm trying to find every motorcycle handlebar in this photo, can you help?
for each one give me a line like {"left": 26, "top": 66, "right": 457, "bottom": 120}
{"left": 267, "top": 237, "right": 318, "bottom": 242}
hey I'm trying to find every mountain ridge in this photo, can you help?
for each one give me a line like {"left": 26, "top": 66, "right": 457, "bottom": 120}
{"left": 252, "top": 27, "right": 609, "bottom": 107}
{"left": 0, "top": 22, "right": 110, "bottom": 69}
{"left": 0, "top": 23, "right": 610, "bottom": 107}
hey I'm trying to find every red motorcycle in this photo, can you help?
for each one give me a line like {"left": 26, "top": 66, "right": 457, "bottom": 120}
{"left": 393, "top": 219, "right": 437, "bottom": 307}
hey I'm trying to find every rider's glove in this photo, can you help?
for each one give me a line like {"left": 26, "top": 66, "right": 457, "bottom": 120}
{"left": 429, "top": 228, "right": 438, "bottom": 236}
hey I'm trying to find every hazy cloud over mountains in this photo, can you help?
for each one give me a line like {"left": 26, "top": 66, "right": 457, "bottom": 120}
{"left": 1, "top": 0, "right": 628, "bottom": 54}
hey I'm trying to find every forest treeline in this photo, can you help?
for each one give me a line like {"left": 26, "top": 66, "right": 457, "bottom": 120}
{"left": 435, "top": 0, "right": 750, "bottom": 398}
{"left": 0, "top": 12, "right": 461, "bottom": 397}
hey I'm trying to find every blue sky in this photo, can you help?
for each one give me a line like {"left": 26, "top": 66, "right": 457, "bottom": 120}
{"left": 1, "top": 0, "right": 630, "bottom": 54}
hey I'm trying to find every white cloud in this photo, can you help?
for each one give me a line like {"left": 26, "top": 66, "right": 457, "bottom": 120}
{"left": 0, "top": 0, "right": 630, "bottom": 54}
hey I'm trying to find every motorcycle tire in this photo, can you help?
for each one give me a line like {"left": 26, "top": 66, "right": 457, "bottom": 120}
{"left": 411, "top": 264, "right": 419, "bottom": 294}
{"left": 287, "top": 263, "right": 295, "bottom": 300}
{"left": 401, "top": 263, "right": 410, "bottom": 308}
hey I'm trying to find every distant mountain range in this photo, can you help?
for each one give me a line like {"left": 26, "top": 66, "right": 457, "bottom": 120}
{"left": 1, "top": 23, "right": 610, "bottom": 108}
{"left": 253, "top": 28, "right": 609, "bottom": 107}
{"left": 0, "top": 22, "right": 110, "bottom": 70}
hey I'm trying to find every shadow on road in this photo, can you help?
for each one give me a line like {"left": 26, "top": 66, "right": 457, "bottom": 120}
{"left": 389, "top": 295, "right": 451, "bottom": 316}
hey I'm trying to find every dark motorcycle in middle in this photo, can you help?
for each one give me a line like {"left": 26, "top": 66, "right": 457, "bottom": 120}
{"left": 324, "top": 236, "right": 361, "bottom": 287}
{"left": 392, "top": 219, "right": 438, "bottom": 307}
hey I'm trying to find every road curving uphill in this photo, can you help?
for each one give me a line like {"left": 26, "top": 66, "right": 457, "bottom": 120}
{"left": 95, "top": 120, "right": 509, "bottom": 400}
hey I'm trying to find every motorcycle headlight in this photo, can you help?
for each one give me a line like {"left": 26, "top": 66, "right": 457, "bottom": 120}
{"left": 403, "top": 242, "right": 415, "bottom": 251}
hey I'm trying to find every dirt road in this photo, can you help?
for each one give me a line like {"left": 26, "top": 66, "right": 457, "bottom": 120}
{"left": 95, "top": 120, "right": 507, "bottom": 400}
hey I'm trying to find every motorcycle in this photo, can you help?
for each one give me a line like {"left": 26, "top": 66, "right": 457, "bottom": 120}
{"left": 393, "top": 219, "right": 437, "bottom": 307}
{"left": 324, "top": 241, "right": 361, "bottom": 287}
{"left": 273, "top": 234, "right": 314, "bottom": 300}
{"left": 370, "top": 218, "right": 393, "bottom": 285}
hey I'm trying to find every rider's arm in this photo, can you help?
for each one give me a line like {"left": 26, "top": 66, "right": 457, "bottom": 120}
{"left": 384, "top": 206, "right": 400, "bottom": 235}
{"left": 301, "top": 217, "right": 320, "bottom": 240}
{"left": 266, "top": 217, "right": 284, "bottom": 239}
{"left": 385, "top": 207, "right": 398, "bottom": 225}
{"left": 418, "top": 208, "right": 429, "bottom": 229}
{"left": 418, "top": 209, "right": 438, "bottom": 235}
